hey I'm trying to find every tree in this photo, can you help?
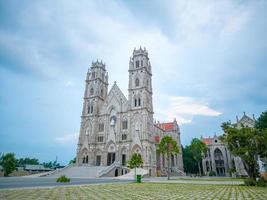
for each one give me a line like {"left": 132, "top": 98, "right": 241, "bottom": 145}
{"left": 157, "top": 136, "right": 180, "bottom": 180}
{"left": 0, "top": 153, "right": 17, "bottom": 176}
{"left": 182, "top": 145, "right": 198, "bottom": 175}
{"left": 189, "top": 138, "right": 207, "bottom": 176}
{"left": 255, "top": 111, "right": 267, "bottom": 130}
{"left": 127, "top": 153, "right": 143, "bottom": 180}
{"left": 221, "top": 123, "right": 267, "bottom": 179}
{"left": 17, "top": 157, "right": 39, "bottom": 166}
{"left": 69, "top": 157, "right": 76, "bottom": 165}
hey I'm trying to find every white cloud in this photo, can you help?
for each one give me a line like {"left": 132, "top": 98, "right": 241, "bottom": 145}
{"left": 155, "top": 96, "right": 222, "bottom": 125}
{"left": 55, "top": 132, "right": 79, "bottom": 144}
{"left": 64, "top": 80, "right": 73, "bottom": 87}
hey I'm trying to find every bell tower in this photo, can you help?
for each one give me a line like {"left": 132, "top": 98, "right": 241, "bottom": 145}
{"left": 128, "top": 47, "right": 153, "bottom": 113}
{"left": 83, "top": 60, "right": 108, "bottom": 116}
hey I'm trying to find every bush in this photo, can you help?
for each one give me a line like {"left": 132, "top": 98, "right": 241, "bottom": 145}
{"left": 256, "top": 177, "right": 267, "bottom": 187}
{"left": 244, "top": 178, "right": 267, "bottom": 187}
{"left": 57, "top": 175, "right": 70, "bottom": 183}
{"left": 244, "top": 178, "right": 257, "bottom": 186}
{"left": 208, "top": 171, "right": 216, "bottom": 176}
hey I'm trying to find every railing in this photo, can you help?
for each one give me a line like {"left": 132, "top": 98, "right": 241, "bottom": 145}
{"left": 97, "top": 161, "right": 129, "bottom": 177}
{"left": 97, "top": 161, "right": 120, "bottom": 177}
{"left": 171, "top": 166, "right": 186, "bottom": 176}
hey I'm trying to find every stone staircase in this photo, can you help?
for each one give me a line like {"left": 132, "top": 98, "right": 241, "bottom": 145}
{"left": 47, "top": 165, "right": 106, "bottom": 178}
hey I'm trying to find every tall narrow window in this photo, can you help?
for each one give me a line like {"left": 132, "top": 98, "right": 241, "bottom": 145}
{"left": 122, "top": 121, "right": 128, "bottom": 129}
{"left": 134, "top": 99, "right": 137, "bottom": 107}
{"left": 135, "top": 60, "right": 140, "bottom": 68}
{"left": 88, "top": 105, "right": 90, "bottom": 114}
{"left": 92, "top": 72, "right": 95, "bottom": 79}
{"left": 101, "top": 89, "right": 103, "bottom": 97}
{"left": 135, "top": 78, "right": 139, "bottom": 87}
{"left": 90, "top": 88, "right": 94, "bottom": 95}
{"left": 141, "top": 60, "right": 143, "bottom": 66}
{"left": 98, "top": 123, "right": 104, "bottom": 132}
{"left": 138, "top": 98, "right": 141, "bottom": 106}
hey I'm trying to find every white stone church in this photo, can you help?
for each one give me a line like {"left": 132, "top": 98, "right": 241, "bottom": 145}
{"left": 75, "top": 48, "right": 184, "bottom": 177}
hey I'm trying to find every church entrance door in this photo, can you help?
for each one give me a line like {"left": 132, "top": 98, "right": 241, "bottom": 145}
{"left": 107, "top": 153, "right": 116, "bottom": 166}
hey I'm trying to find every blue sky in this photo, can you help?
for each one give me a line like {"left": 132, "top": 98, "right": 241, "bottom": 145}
{"left": 0, "top": 0, "right": 267, "bottom": 165}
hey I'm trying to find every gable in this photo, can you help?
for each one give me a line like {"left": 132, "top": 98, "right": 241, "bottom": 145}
{"left": 99, "top": 82, "right": 128, "bottom": 114}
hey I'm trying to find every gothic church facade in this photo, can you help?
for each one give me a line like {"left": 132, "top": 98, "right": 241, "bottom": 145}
{"left": 76, "top": 48, "right": 183, "bottom": 176}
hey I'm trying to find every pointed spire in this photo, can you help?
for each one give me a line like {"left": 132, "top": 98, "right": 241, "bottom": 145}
{"left": 236, "top": 115, "right": 239, "bottom": 123}
{"left": 243, "top": 111, "right": 246, "bottom": 116}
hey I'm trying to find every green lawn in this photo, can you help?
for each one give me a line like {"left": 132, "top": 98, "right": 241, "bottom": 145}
{"left": 0, "top": 183, "right": 267, "bottom": 200}
{"left": 174, "top": 177, "right": 245, "bottom": 182}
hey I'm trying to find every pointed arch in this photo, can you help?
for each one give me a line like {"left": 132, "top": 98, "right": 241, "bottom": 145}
{"left": 135, "top": 78, "right": 140, "bottom": 87}
{"left": 90, "top": 87, "right": 94, "bottom": 95}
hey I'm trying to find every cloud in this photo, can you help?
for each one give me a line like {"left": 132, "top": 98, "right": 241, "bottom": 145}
{"left": 155, "top": 96, "right": 222, "bottom": 125}
{"left": 55, "top": 132, "right": 79, "bottom": 145}
{"left": 64, "top": 80, "right": 73, "bottom": 87}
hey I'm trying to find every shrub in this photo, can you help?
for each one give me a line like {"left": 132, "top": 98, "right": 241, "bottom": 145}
{"left": 208, "top": 171, "right": 216, "bottom": 176}
{"left": 256, "top": 177, "right": 267, "bottom": 187}
{"left": 244, "top": 178, "right": 267, "bottom": 187}
{"left": 57, "top": 175, "right": 70, "bottom": 183}
{"left": 244, "top": 178, "right": 257, "bottom": 186}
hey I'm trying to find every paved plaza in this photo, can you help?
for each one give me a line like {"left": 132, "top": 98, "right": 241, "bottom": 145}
{"left": 1, "top": 182, "right": 267, "bottom": 200}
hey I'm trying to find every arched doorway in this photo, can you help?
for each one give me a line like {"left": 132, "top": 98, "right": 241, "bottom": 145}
{"left": 107, "top": 142, "right": 116, "bottom": 166}
{"left": 214, "top": 148, "right": 225, "bottom": 176}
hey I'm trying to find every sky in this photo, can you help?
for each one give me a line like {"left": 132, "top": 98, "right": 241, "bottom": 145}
{"left": 0, "top": 0, "right": 267, "bottom": 165}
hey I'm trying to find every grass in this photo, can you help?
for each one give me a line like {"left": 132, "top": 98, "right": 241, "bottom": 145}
{"left": 174, "top": 177, "right": 245, "bottom": 182}
{"left": 0, "top": 183, "right": 267, "bottom": 200}
{"left": 0, "top": 171, "right": 31, "bottom": 177}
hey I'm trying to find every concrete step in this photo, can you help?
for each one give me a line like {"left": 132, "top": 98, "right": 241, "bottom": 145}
{"left": 48, "top": 166, "right": 106, "bottom": 178}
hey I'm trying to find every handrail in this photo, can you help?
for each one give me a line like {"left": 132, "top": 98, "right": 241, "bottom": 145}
{"left": 97, "top": 161, "right": 127, "bottom": 177}
{"left": 171, "top": 166, "right": 186, "bottom": 176}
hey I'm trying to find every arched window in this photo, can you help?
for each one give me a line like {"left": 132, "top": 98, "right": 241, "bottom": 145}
{"left": 134, "top": 99, "right": 137, "bottom": 107}
{"left": 135, "top": 78, "right": 140, "bottom": 87}
{"left": 138, "top": 98, "right": 141, "bottom": 106}
{"left": 90, "top": 88, "right": 94, "bottom": 95}
{"left": 100, "top": 89, "right": 103, "bottom": 97}
{"left": 135, "top": 60, "right": 140, "bottom": 68}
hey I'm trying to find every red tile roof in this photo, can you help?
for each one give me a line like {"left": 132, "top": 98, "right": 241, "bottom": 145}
{"left": 202, "top": 138, "right": 213, "bottom": 145}
{"left": 155, "top": 122, "right": 174, "bottom": 132}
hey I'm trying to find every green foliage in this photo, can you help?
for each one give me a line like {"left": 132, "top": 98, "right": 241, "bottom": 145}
{"left": 158, "top": 136, "right": 180, "bottom": 179}
{"left": 182, "top": 146, "right": 198, "bottom": 174}
{"left": 190, "top": 138, "right": 207, "bottom": 163}
{"left": 127, "top": 153, "right": 143, "bottom": 169}
{"left": 57, "top": 175, "right": 70, "bottom": 183}
{"left": 255, "top": 111, "right": 267, "bottom": 129}
{"left": 189, "top": 138, "right": 207, "bottom": 175}
{"left": 158, "top": 136, "right": 180, "bottom": 156}
{"left": 69, "top": 157, "right": 76, "bottom": 164}
{"left": 221, "top": 123, "right": 267, "bottom": 179}
{"left": 244, "top": 177, "right": 266, "bottom": 187}
{"left": 208, "top": 171, "right": 216, "bottom": 176}
{"left": 182, "top": 138, "right": 207, "bottom": 175}
{"left": 244, "top": 178, "right": 257, "bottom": 186}
{"left": 0, "top": 153, "right": 17, "bottom": 176}
{"left": 17, "top": 157, "right": 39, "bottom": 166}
{"left": 43, "top": 161, "right": 60, "bottom": 169}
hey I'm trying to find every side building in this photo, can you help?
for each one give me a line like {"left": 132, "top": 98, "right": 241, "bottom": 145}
{"left": 202, "top": 113, "right": 255, "bottom": 177}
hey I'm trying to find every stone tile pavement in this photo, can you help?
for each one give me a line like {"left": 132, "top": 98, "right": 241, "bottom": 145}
{"left": 1, "top": 183, "right": 267, "bottom": 200}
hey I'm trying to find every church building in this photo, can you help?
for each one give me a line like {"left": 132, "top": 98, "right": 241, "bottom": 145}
{"left": 76, "top": 48, "right": 184, "bottom": 177}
